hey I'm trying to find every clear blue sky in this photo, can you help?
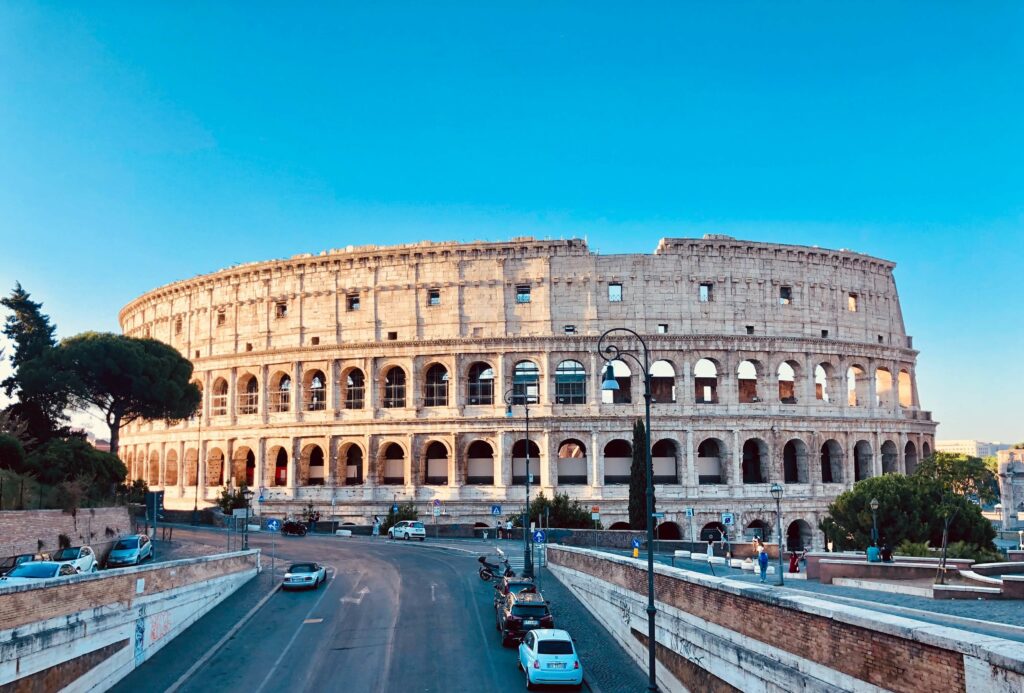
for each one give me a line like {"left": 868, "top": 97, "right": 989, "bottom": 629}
{"left": 0, "top": 2, "right": 1021, "bottom": 441}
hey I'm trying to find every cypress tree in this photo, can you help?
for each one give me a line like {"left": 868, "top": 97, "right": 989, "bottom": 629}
{"left": 628, "top": 418, "right": 655, "bottom": 529}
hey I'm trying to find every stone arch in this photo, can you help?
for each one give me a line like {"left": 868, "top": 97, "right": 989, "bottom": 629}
{"left": 382, "top": 366, "right": 407, "bottom": 408}
{"left": 206, "top": 447, "right": 225, "bottom": 486}
{"left": 380, "top": 442, "right": 407, "bottom": 484}
{"left": 301, "top": 443, "right": 326, "bottom": 485}
{"left": 149, "top": 450, "right": 160, "bottom": 486}
{"left": 847, "top": 364, "right": 869, "bottom": 407}
{"left": 466, "top": 440, "right": 495, "bottom": 485}
{"left": 697, "top": 437, "right": 727, "bottom": 485}
{"left": 424, "top": 440, "right": 450, "bottom": 485}
{"left": 237, "top": 372, "right": 259, "bottom": 415}
{"left": 600, "top": 359, "right": 632, "bottom": 404}
{"left": 303, "top": 369, "right": 327, "bottom": 411}
{"left": 342, "top": 367, "right": 365, "bottom": 410}
{"left": 165, "top": 449, "right": 178, "bottom": 487}
{"left": 512, "top": 439, "right": 540, "bottom": 484}
{"left": 700, "top": 521, "right": 727, "bottom": 542}
{"left": 511, "top": 359, "right": 541, "bottom": 404}
{"left": 650, "top": 360, "right": 676, "bottom": 403}
{"left": 655, "top": 522, "right": 682, "bottom": 540}
{"left": 467, "top": 362, "right": 495, "bottom": 405}
{"left": 211, "top": 378, "right": 228, "bottom": 416}
{"left": 737, "top": 360, "right": 762, "bottom": 403}
{"left": 184, "top": 448, "right": 199, "bottom": 486}
{"left": 814, "top": 363, "right": 832, "bottom": 402}
{"left": 783, "top": 438, "right": 809, "bottom": 483}
{"left": 742, "top": 438, "right": 769, "bottom": 484}
{"left": 609, "top": 521, "right": 631, "bottom": 530}
{"left": 745, "top": 519, "right": 771, "bottom": 541}
{"left": 876, "top": 368, "right": 894, "bottom": 408}
{"left": 556, "top": 439, "right": 587, "bottom": 485}
{"left": 267, "top": 446, "right": 288, "bottom": 487}
{"left": 269, "top": 371, "right": 291, "bottom": 412}
{"left": 651, "top": 438, "right": 679, "bottom": 484}
{"left": 922, "top": 441, "right": 932, "bottom": 458}
{"left": 881, "top": 440, "right": 899, "bottom": 474}
{"left": 898, "top": 369, "right": 913, "bottom": 407}
{"left": 554, "top": 360, "right": 587, "bottom": 405}
{"left": 341, "top": 442, "right": 364, "bottom": 485}
{"left": 904, "top": 441, "right": 919, "bottom": 475}
{"left": 232, "top": 446, "right": 255, "bottom": 487}
{"left": 777, "top": 360, "right": 800, "bottom": 403}
{"left": 694, "top": 358, "right": 720, "bottom": 403}
{"left": 423, "top": 364, "right": 450, "bottom": 407}
{"left": 787, "top": 519, "right": 813, "bottom": 551}
{"left": 854, "top": 440, "right": 874, "bottom": 481}
{"left": 603, "top": 439, "right": 632, "bottom": 485}
{"left": 820, "top": 439, "right": 844, "bottom": 483}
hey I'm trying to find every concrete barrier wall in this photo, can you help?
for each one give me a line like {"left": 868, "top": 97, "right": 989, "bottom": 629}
{"left": 0, "top": 550, "right": 260, "bottom": 692}
{"left": 547, "top": 545, "right": 1024, "bottom": 693}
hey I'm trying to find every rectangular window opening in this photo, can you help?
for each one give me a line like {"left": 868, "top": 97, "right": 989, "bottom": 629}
{"left": 216, "top": 310, "right": 226, "bottom": 327}
{"left": 699, "top": 283, "right": 713, "bottom": 302}
{"left": 745, "top": 325, "right": 755, "bottom": 335}
{"left": 427, "top": 288, "right": 441, "bottom": 306}
{"left": 245, "top": 343, "right": 253, "bottom": 352}
{"left": 563, "top": 325, "right": 576, "bottom": 334}
{"left": 311, "top": 336, "right": 320, "bottom": 345}
{"left": 174, "top": 318, "right": 182, "bottom": 335}
{"left": 779, "top": 286, "right": 792, "bottom": 305}
{"left": 847, "top": 293, "right": 858, "bottom": 312}
{"left": 878, "top": 335, "right": 884, "bottom": 344}
{"left": 515, "top": 285, "right": 531, "bottom": 303}
{"left": 657, "top": 323, "right": 668, "bottom": 334}
{"left": 387, "top": 331, "right": 398, "bottom": 341}
{"left": 821, "top": 329, "right": 829, "bottom": 339}
{"left": 275, "top": 302, "right": 288, "bottom": 319}
{"left": 608, "top": 283, "right": 623, "bottom": 302}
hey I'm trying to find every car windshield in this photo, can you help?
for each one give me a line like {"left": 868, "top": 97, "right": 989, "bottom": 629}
{"left": 288, "top": 563, "right": 316, "bottom": 573}
{"left": 410, "top": 522, "right": 424, "bottom": 529}
{"left": 114, "top": 539, "right": 140, "bottom": 550}
{"left": 512, "top": 605, "right": 548, "bottom": 618}
{"left": 538, "top": 640, "right": 574, "bottom": 655}
{"left": 0, "top": 557, "right": 16, "bottom": 568}
{"left": 51, "top": 548, "right": 80, "bottom": 561}
{"left": 7, "top": 563, "right": 58, "bottom": 578}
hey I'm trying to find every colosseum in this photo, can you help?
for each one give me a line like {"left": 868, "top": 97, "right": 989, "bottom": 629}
{"left": 117, "top": 235, "right": 935, "bottom": 549}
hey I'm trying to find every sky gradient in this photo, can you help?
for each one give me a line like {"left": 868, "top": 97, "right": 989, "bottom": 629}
{"left": 1, "top": 2, "right": 1021, "bottom": 441}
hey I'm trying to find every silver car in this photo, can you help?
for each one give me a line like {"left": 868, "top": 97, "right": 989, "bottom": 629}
{"left": 283, "top": 562, "right": 327, "bottom": 590}
{"left": 105, "top": 535, "right": 154, "bottom": 567}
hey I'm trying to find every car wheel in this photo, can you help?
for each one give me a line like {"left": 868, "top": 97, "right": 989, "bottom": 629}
{"left": 419, "top": 537, "right": 425, "bottom": 542}
{"left": 525, "top": 669, "right": 535, "bottom": 690}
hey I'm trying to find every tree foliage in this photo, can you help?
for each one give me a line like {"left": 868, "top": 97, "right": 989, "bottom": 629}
{"left": 510, "top": 491, "right": 598, "bottom": 529}
{"left": 628, "top": 418, "right": 654, "bottom": 530}
{"left": 24, "top": 436, "right": 127, "bottom": 493}
{"left": 914, "top": 452, "right": 999, "bottom": 505}
{"left": 0, "top": 434, "right": 26, "bottom": 472}
{"left": 381, "top": 502, "right": 418, "bottom": 534}
{"left": 819, "top": 474, "right": 995, "bottom": 551}
{"left": 217, "top": 486, "right": 251, "bottom": 515}
{"left": 30, "top": 332, "right": 201, "bottom": 456}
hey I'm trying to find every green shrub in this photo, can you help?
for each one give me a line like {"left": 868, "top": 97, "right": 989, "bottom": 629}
{"left": 895, "top": 540, "right": 931, "bottom": 557}
{"left": 381, "top": 502, "right": 418, "bottom": 534}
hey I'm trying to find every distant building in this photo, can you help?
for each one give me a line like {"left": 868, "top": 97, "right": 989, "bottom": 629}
{"left": 935, "top": 440, "right": 1011, "bottom": 458}
{"left": 997, "top": 448, "right": 1024, "bottom": 529}
{"left": 87, "top": 434, "right": 111, "bottom": 453}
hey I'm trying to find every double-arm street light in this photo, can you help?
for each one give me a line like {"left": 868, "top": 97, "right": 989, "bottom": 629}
{"left": 770, "top": 483, "right": 785, "bottom": 586}
{"left": 597, "top": 327, "right": 658, "bottom": 693}
{"left": 504, "top": 387, "right": 536, "bottom": 579}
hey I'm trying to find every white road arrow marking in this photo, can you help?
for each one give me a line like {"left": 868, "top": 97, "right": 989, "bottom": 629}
{"left": 341, "top": 586, "right": 370, "bottom": 605}
{"left": 430, "top": 583, "right": 437, "bottom": 602}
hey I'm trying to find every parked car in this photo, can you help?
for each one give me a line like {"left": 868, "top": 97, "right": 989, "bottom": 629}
{"left": 105, "top": 535, "right": 154, "bottom": 567}
{"left": 518, "top": 629, "right": 583, "bottom": 689}
{"left": 0, "top": 561, "right": 78, "bottom": 586}
{"left": 388, "top": 521, "right": 426, "bottom": 541}
{"left": 50, "top": 546, "right": 98, "bottom": 573}
{"left": 496, "top": 590, "right": 553, "bottom": 646}
{"left": 281, "top": 520, "right": 307, "bottom": 537}
{"left": 283, "top": 562, "right": 327, "bottom": 590}
{"left": 493, "top": 576, "right": 537, "bottom": 607}
{"left": 0, "top": 553, "right": 49, "bottom": 577}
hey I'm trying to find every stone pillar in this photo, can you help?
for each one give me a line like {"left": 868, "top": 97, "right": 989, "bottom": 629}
{"left": 495, "top": 432, "right": 508, "bottom": 489}
{"left": 289, "top": 437, "right": 300, "bottom": 490}
{"left": 804, "top": 354, "right": 817, "bottom": 403}
{"left": 260, "top": 363, "right": 269, "bottom": 424}
{"left": 403, "top": 438, "right": 414, "bottom": 489}
{"left": 685, "top": 427, "right": 697, "bottom": 488}
{"left": 159, "top": 442, "right": 167, "bottom": 487}
{"left": 539, "top": 429, "right": 552, "bottom": 489}
{"left": 198, "top": 439, "right": 208, "bottom": 501}
{"left": 872, "top": 430, "right": 883, "bottom": 478}
{"left": 731, "top": 429, "right": 742, "bottom": 489}
{"left": 177, "top": 440, "right": 186, "bottom": 496}
{"left": 224, "top": 438, "right": 234, "bottom": 486}
{"left": 255, "top": 438, "right": 265, "bottom": 491}
{"left": 228, "top": 367, "right": 238, "bottom": 425}
{"left": 292, "top": 361, "right": 303, "bottom": 418}
{"left": 589, "top": 430, "right": 601, "bottom": 489}
{"left": 867, "top": 358, "right": 878, "bottom": 409}
{"left": 328, "top": 359, "right": 340, "bottom": 414}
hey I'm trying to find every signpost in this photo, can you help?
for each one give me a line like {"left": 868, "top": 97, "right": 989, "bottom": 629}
{"left": 721, "top": 512, "right": 734, "bottom": 527}
{"left": 144, "top": 491, "right": 164, "bottom": 538}
{"left": 533, "top": 530, "right": 546, "bottom": 543}
{"left": 631, "top": 536, "right": 642, "bottom": 559}
{"left": 266, "top": 518, "right": 280, "bottom": 574}
{"left": 591, "top": 505, "right": 600, "bottom": 530}
{"left": 685, "top": 507, "right": 695, "bottom": 546}
{"left": 490, "top": 504, "right": 502, "bottom": 517}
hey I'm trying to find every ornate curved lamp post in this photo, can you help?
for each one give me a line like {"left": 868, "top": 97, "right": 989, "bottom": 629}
{"left": 870, "top": 497, "right": 880, "bottom": 547}
{"left": 597, "top": 327, "right": 657, "bottom": 692}
{"left": 504, "top": 387, "right": 535, "bottom": 579}
{"left": 242, "top": 488, "right": 254, "bottom": 550}
{"left": 770, "top": 482, "right": 785, "bottom": 586}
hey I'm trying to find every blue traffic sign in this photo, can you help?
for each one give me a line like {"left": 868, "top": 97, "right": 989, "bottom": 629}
{"left": 631, "top": 537, "right": 642, "bottom": 549}
{"left": 433, "top": 499, "right": 441, "bottom": 507}
{"left": 490, "top": 504, "right": 502, "bottom": 516}
{"left": 258, "top": 495, "right": 265, "bottom": 503}
{"left": 391, "top": 504, "right": 399, "bottom": 513}
{"left": 266, "top": 519, "right": 281, "bottom": 531}
{"left": 532, "top": 530, "right": 546, "bottom": 543}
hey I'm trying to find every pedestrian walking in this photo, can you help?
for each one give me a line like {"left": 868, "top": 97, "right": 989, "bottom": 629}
{"left": 505, "top": 520, "right": 513, "bottom": 540}
{"left": 372, "top": 516, "right": 380, "bottom": 538}
{"left": 758, "top": 547, "right": 769, "bottom": 583}
{"left": 706, "top": 539, "right": 714, "bottom": 562}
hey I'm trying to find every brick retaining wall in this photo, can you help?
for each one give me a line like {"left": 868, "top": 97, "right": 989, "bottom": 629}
{"left": 0, "top": 508, "right": 132, "bottom": 558}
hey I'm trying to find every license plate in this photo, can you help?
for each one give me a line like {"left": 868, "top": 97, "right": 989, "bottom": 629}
{"left": 550, "top": 663, "right": 566, "bottom": 669}
{"left": 524, "top": 620, "right": 538, "bottom": 626}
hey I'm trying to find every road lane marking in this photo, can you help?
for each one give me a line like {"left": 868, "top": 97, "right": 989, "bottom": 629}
{"left": 430, "top": 583, "right": 436, "bottom": 602}
{"left": 340, "top": 585, "right": 370, "bottom": 605}
{"left": 303, "top": 618, "right": 323, "bottom": 624}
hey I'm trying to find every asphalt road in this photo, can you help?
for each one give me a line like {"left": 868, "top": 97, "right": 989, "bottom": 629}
{"left": 118, "top": 528, "right": 640, "bottom": 692}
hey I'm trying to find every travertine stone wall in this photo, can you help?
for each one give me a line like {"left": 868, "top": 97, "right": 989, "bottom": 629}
{"left": 118, "top": 235, "right": 935, "bottom": 543}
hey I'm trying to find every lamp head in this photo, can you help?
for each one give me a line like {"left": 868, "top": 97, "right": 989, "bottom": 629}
{"left": 870, "top": 498, "right": 879, "bottom": 511}
{"left": 243, "top": 488, "right": 254, "bottom": 500}
{"left": 601, "top": 362, "right": 619, "bottom": 391}
{"left": 769, "top": 482, "right": 783, "bottom": 500}
{"left": 505, "top": 404, "right": 513, "bottom": 418}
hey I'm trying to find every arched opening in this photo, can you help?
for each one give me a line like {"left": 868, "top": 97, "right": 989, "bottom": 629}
{"left": 245, "top": 450, "right": 255, "bottom": 486}
{"left": 165, "top": 450, "right": 178, "bottom": 486}
{"left": 904, "top": 441, "right": 919, "bottom": 475}
{"left": 787, "top": 520, "right": 813, "bottom": 551}
{"left": 467, "top": 362, "right": 495, "bottom": 405}
{"left": 600, "top": 360, "right": 632, "bottom": 404}
{"left": 273, "top": 448, "right": 288, "bottom": 486}
{"left": 742, "top": 438, "right": 769, "bottom": 484}
{"left": 149, "top": 451, "right": 160, "bottom": 486}
{"left": 898, "top": 369, "right": 913, "bottom": 408}
{"left": 854, "top": 440, "right": 873, "bottom": 481}
{"left": 211, "top": 378, "right": 228, "bottom": 416}
{"left": 922, "top": 441, "right": 932, "bottom": 458}
{"left": 269, "top": 372, "right": 291, "bottom": 413}
{"left": 820, "top": 439, "right": 843, "bottom": 483}
{"left": 473, "top": 521, "right": 490, "bottom": 529}
{"left": 184, "top": 449, "right": 198, "bottom": 486}
{"left": 876, "top": 368, "right": 894, "bottom": 408}
{"left": 237, "top": 373, "right": 259, "bottom": 415}
{"left": 424, "top": 441, "right": 449, "bottom": 484}
{"left": 609, "top": 521, "right": 631, "bottom": 530}
{"left": 697, "top": 438, "right": 726, "bottom": 485}
{"left": 556, "top": 439, "right": 587, "bottom": 485}
{"left": 303, "top": 445, "right": 325, "bottom": 485}
{"left": 424, "top": 365, "right": 449, "bottom": 407}
{"left": 655, "top": 522, "right": 681, "bottom": 540}
{"left": 778, "top": 361, "right": 799, "bottom": 403}
{"left": 304, "top": 370, "right": 327, "bottom": 411}
{"left": 700, "top": 522, "right": 727, "bottom": 542}
{"left": 555, "top": 360, "right": 586, "bottom": 405}
{"left": 881, "top": 440, "right": 899, "bottom": 474}
{"left": 125, "top": 452, "right": 134, "bottom": 480}
{"left": 512, "top": 360, "right": 540, "bottom": 404}
{"left": 738, "top": 360, "right": 760, "bottom": 403}
{"left": 603, "top": 439, "right": 632, "bottom": 485}
{"left": 694, "top": 358, "right": 719, "bottom": 404}
{"left": 466, "top": 441, "right": 494, "bottom": 485}
{"left": 381, "top": 443, "right": 405, "bottom": 484}
{"left": 815, "top": 364, "right": 831, "bottom": 402}
{"left": 847, "top": 365, "right": 868, "bottom": 407}
{"left": 383, "top": 367, "right": 407, "bottom": 408}
{"left": 783, "top": 439, "right": 809, "bottom": 483}
{"left": 343, "top": 368, "right": 365, "bottom": 409}
{"left": 231, "top": 447, "right": 254, "bottom": 487}
{"left": 650, "top": 360, "right": 676, "bottom": 403}
{"left": 652, "top": 439, "right": 678, "bottom": 484}
{"left": 745, "top": 519, "right": 770, "bottom": 542}
{"left": 206, "top": 447, "right": 224, "bottom": 487}
{"left": 512, "top": 440, "right": 540, "bottom": 484}
{"left": 344, "top": 445, "right": 364, "bottom": 485}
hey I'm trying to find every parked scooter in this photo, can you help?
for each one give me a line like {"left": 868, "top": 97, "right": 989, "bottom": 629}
{"left": 478, "top": 548, "right": 515, "bottom": 582}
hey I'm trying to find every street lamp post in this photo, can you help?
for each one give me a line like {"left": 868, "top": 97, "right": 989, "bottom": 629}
{"left": 242, "top": 488, "right": 254, "bottom": 550}
{"left": 504, "top": 387, "right": 535, "bottom": 579}
{"left": 597, "top": 327, "right": 657, "bottom": 693}
{"left": 870, "top": 497, "right": 880, "bottom": 547}
{"left": 770, "top": 483, "right": 785, "bottom": 586}
{"left": 1018, "top": 529, "right": 1023, "bottom": 551}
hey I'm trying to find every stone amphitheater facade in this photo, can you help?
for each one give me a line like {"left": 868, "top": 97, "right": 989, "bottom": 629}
{"left": 118, "top": 235, "right": 935, "bottom": 548}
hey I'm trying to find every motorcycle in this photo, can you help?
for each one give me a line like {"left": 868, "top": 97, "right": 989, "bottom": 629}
{"left": 478, "top": 548, "right": 515, "bottom": 582}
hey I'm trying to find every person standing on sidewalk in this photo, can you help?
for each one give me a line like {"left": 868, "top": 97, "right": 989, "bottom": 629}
{"left": 758, "top": 547, "right": 769, "bottom": 583}
{"left": 505, "top": 520, "right": 513, "bottom": 540}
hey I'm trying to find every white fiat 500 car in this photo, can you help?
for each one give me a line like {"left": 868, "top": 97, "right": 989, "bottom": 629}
{"left": 50, "top": 546, "right": 98, "bottom": 573}
{"left": 388, "top": 521, "right": 426, "bottom": 541}
{"left": 518, "top": 629, "right": 583, "bottom": 689}
{"left": 282, "top": 562, "right": 327, "bottom": 590}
